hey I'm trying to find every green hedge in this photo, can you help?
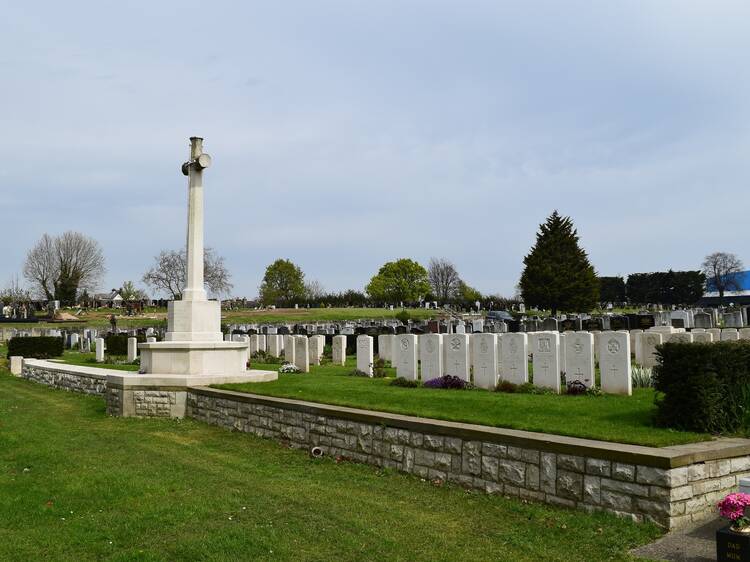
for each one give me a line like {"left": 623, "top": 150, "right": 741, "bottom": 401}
{"left": 7, "top": 336, "right": 64, "bottom": 359}
{"left": 104, "top": 335, "right": 147, "bottom": 356}
{"left": 653, "top": 341, "right": 750, "bottom": 433}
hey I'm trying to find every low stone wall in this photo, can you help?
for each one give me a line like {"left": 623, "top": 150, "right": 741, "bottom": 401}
{"left": 22, "top": 360, "right": 107, "bottom": 396}
{"left": 187, "top": 387, "right": 750, "bottom": 530}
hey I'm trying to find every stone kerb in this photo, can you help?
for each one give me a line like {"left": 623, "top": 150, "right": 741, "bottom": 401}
{"left": 187, "top": 385, "right": 750, "bottom": 530}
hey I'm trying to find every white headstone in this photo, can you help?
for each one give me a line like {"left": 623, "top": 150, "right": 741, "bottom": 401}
{"left": 532, "top": 332, "right": 561, "bottom": 393}
{"left": 629, "top": 329, "right": 642, "bottom": 360}
{"left": 378, "top": 334, "right": 394, "bottom": 362}
{"left": 472, "top": 333, "right": 498, "bottom": 389}
{"left": 499, "top": 333, "right": 528, "bottom": 384}
{"left": 721, "top": 329, "right": 740, "bottom": 341}
{"left": 692, "top": 331, "right": 714, "bottom": 343}
{"left": 739, "top": 328, "right": 750, "bottom": 341}
{"left": 332, "top": 335, "right": 346, "bottom": 366}
{"left": 268, "top": 335, "right": 282, "bottom": 358}
{"left": 599, "top": 331, "right": 631, "bottom": 395}
{"left": 394, "top": 334, "right": 418, "bottom": 381}
{"left": 95, "top": 337, "right": 105, "bottom": 362}
{"left": 146, "top": 336, "right": 157, "bottom": 343}
{"left": 565, "top": 332, "right": 595, "bottom": 388}
{"left": 308, "top": 336, "right": 323, "bottom": 366}
{"left": 247, "top": 334, "right": 260, "bottom": 356}
{"left": 668, "top": 332, "right": 694, "bottom": 344}
{"left": 443, "top": 334, "right": 470, "bottom": 381}
{"left": 284, "top": 335, "right": 295, "bottom": 364}
{"left": 707, "top": 328, "right": 722, "bottom": 342}
{"left": 356, "top": 335, "right": 374, "bottom": 376}
{"left": 9, "top": 356, "right": 22, "bottom": 376}
{"left": 294, "top": 336, "right": 309, "bottom": 373}
{"left": 313, "top": 335, "right": 325, "bottom": 361}
{"left": 127, "top": 337, "right": 138, "bottom": 362}
{"left": 419, "top": 334, "right": 443, "bottom": 383}
{"left": 639, "top": 332, "right": 663, "bottom": 368}
{"left": 257, "top": 334, "right": 267, "bottom": 352}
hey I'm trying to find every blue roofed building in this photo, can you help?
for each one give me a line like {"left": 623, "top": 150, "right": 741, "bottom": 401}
{"left": 700, "top": 270, "right": 750, "bottom": 306}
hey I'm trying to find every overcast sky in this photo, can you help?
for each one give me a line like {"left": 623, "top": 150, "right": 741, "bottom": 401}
{"left": 2, "top": 1, "right": 749, "bottom": 299}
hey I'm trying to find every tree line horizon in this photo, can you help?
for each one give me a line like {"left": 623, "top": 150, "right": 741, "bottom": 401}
{"left": 11, "top": 212, "right": 745, "bottom": 311}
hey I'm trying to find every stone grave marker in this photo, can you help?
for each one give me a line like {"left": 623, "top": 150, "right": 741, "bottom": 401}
{"left": 542, "top": 318, "right": 558, "bottom": 332}
{"left": 499, "top": 333, "right": 528, "bottom": 384}
{"left": 721, "top": 329, "right": 740, "bottom": 341}
{"left": 532, "top": 332, "right": 560, "bottom": 393}
{"left": 472, "top": 333, "right": 498, "bottom": 390}
{"left": 692, "top": 331, "right": 713, "bottom": 343}
{"left": 693, "top": 311, "right": 713, "bottom": 329}
{"left": 378, "top": 334, "right": 394, "bottom": 362}
{"left": 600, "top": 331, "right": 631, "bottom": 395}
{"left": 444, "top": 334, "right": 470, "bottom": 381}
{"left": 332, "top": 335, "right": 346, "bottom": 365}
{"left": 419, "top": 334, "right": 443, "bottom": 383}
{"left": 284, "top": 335, "right": 295, "bottom": 364}
{"left": 394, "top": 334, "right": 418, "bottom": 381}
{"left": 294, "top": 336, "right": 310, "bottom": 373}
{"left": 356, "top": 335, "right": 374, "bottom": 376}
{"left": 565, "top": 331, "right": 594, "bottom": 387}
{"left": 639, "top": 332, "right": 663, "bottom": 368}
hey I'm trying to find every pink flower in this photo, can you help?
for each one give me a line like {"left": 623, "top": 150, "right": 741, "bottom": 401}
{"left": 718, "top": 493, "right": 750, "bottom": 522}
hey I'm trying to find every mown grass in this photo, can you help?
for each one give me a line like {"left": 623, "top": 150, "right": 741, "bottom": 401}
{"left": 0, "top": 373, "right": 662, "bottom": 561}
{"left": 220, "top": 359, "right": 709, "bottom": 448}
{"left": 0, "top": 307, "right": 439, "bottom": 330}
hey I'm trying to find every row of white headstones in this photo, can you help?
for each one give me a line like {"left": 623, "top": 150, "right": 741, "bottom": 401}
{"left": 357, "top": 332, "right": 630, "bottom": 395}
{"left": 227, "top": 327, "right": 750, "bottom": 396}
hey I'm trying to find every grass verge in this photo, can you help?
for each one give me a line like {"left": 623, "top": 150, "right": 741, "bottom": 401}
{"left": 0, "top": 374, "right": 661, "bottom": 561}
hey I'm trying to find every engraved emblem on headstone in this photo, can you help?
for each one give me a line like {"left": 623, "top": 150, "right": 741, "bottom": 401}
{"left": 400, "top": 337, "right": 409, "bottom": 351}
{"left": 450, "top": 337, "right": 461, "bottom": 351}
{"left": 509, "top": 340, "right": 517, "bottom": 354}
{"left": 479, "top": 339, "right": 488, "bottom": 353}
{"left": 647, "top": 336, "right": 657, "bottom": 345}
{"left": 538, "top": 337, "right": 551, "bottom": 353}
{"left": 426, "top": 339, "right": 435, "bottom": 353}
{"left": 607, "top": 339, "right": 620, "bottom": 354}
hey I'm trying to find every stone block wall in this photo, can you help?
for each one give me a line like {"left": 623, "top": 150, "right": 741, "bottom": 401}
{"left": 22, "top": 363, "right": 106, "bottom": 396}
{"left": 187, "top": 387, "right": 750, "bottom": 530}
{"left": 106, "top": 386, "right": 185, "bottom": 418}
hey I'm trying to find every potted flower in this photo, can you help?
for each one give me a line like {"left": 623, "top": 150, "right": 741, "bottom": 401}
{"left": 716, "top": 493, "right": 750, "bottom": 561}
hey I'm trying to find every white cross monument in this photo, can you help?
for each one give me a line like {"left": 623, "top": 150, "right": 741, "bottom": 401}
{"left": 138, "top": 137, "right": 276, "bottom": 380}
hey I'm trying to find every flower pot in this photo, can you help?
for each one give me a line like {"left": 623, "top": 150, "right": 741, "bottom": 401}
{"left": 717, "top": 524, "right": 750, "bottom": 561}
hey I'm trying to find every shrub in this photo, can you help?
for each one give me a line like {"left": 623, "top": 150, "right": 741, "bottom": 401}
{"left": 251, "top": 350, "right": 284, "bottom": 365}
{"left": 7, "top": 336, "right": 64, "bottom": 359}
{"left": 516, "top": 382, "right": 555, "bottom": 395}
{"left": 653, "top": 341, "right": 750, "bottom": 433}
{"left": 348, "top": 369, "right": 372, "bottom": 377}
{"left": 390, "top": 377, "right": 420, "bottom": 388}
{"left": 495, "top": 380, "right": 518, "bottom": 393}
{"left": 373, "top": 357, "right": 387, "bottom": 378}
{"left": 586, "top": 386, "right": 603, "bottom": 397}
{"left": 279, "top": 363, "right": 301, "bottom": 374}
{"left": 423, "top": 375, "right": 471, "bottom": 390}
{"left": 395, "top": 310, "right": 411, "bottom": 324}
{"left": 631, "top": 365, "right": 653, "bottom": 388}
{"left": 104, "top": 335, "right": 145, "bottom": 356}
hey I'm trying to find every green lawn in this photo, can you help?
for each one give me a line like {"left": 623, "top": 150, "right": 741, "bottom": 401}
{"left": 0, "top": 374, "right": 661, "bottom": 561}
{"left": 54, "top": 351, "right": 140, "bottom": 372}
{"left": 219, "top": 360, "right": 709, "bottom": 448}
{"left": 0, "top": 307, "right": 440, "bottom": 330}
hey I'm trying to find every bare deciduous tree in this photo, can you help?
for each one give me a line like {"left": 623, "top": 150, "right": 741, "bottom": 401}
{"left": 23, "top": 231, "right": 106, "bottom": 304}
{"left": 427, "top": 257, "right": 462, "bottom": 301}
{"left": 142, "top": 247, "right": 233, "bottom": 300}
{"left": 304, "top": 279, "right": 325, "bottom": 301}
{"left": 702, "top": 252, "right": 744, "bottom": 303}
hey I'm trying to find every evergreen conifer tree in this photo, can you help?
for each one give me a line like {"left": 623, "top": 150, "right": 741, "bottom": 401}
{"left": 519, "top": 211, "right": 599, "bottom": 314}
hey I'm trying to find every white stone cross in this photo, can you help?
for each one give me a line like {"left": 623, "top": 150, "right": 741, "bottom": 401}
{"left": 182, "top": 137, "right": 212, "bottom": 302}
